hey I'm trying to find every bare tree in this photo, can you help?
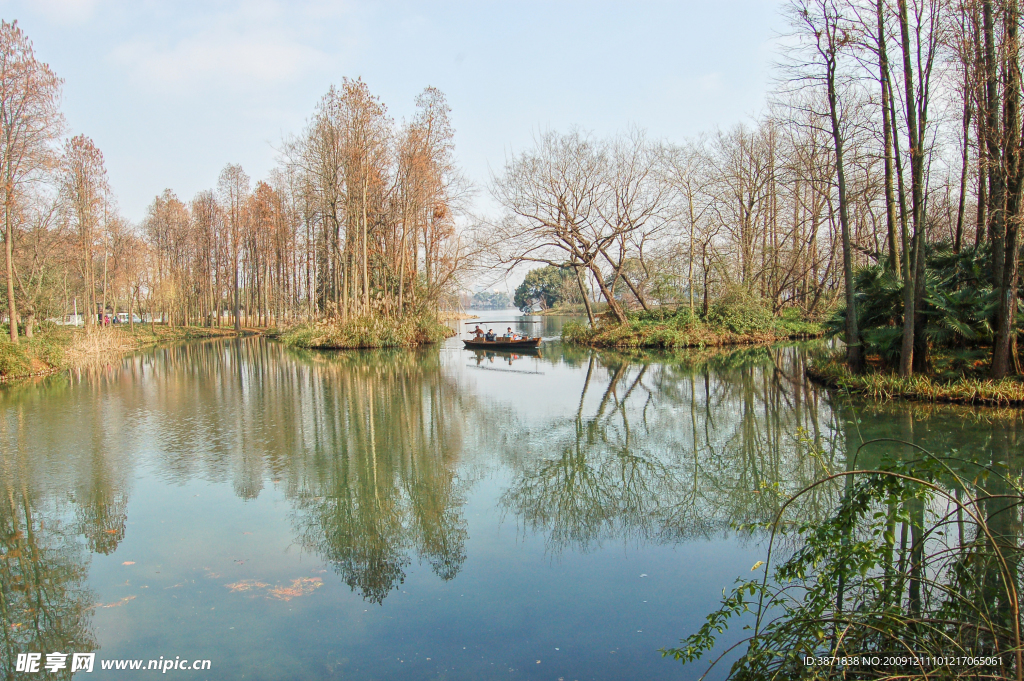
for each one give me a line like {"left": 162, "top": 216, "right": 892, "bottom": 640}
{"left": 787, "top": 0, "right": 865, "bottom": 372}
{"left": 595, "top": 128, "right": 671, "bottom": 311}
{"left": 662, "top": 138, "right": 717, "bottom": 314}
{"left": 218, "top": 164, "right": 249, "bottom": 330}
{"left": 0, "top": 20, "right": 62, "bottom": 342}
{"left": 490, "top": 129, "right": 629, "bottom": 323}
{"left": 59, "top": 135, "right": 108, "bottom": 328}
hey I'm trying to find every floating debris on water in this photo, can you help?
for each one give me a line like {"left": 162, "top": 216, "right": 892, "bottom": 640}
{"left": 96, "top": 595, "right": 136, "bottom": 609}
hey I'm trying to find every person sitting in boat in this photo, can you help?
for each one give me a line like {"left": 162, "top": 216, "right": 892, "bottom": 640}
{"left": 505, "top": 327, "right": 519, "bottom": 340}
{"left": 473, "top": 325, "right": 484, "bottom": 339}
{"left": 485, "top": 329, "right": 496, "bottom": 341}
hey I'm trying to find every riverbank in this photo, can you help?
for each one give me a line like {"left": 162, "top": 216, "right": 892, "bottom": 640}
{"left": 438, "top": 310, "right": 478, "bottom": 321}
{"left": 562, "top": 308, "right": 823, "bottom": 349}
{"left": 277, "top": 313, "right": 455, "bottom": 349}
{"left": 807, "top": 353, "right": 1024, "bottom": 406}
{"left": 0, "top": 325, "right": 247, "bottom": 380}
{"left": 533, "top": 303, "right": 600, "bottom": 316}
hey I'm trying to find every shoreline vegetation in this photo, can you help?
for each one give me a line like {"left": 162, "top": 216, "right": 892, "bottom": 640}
{"left": 807, "top": 352, "right": 1024, "bottom": 406}
{"left": 561, "top": 300, "right": 825, "bottom": 349}
{"left": 276, "top": 313, "right": 455, "bottom": 350}
{"left": 533, "top": 303, "right": 598, "bottom": 316}
{"left": 438, "top": 310, "right": 478, "bottom": 321}
{"left": 0, "top": 325, "right": 248, "bottom": 381}
{"left": 0, "top": 310, "right": 459, "bottom": 381}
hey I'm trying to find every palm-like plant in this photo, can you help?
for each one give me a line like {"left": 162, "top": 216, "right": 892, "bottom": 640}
{"left": 828, "top": 242, "right": 1012, "bottom": 375}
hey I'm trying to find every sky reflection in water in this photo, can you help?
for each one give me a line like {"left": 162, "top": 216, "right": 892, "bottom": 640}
{"left": 1, "top": 317, "right": 1019, "bottom": 680}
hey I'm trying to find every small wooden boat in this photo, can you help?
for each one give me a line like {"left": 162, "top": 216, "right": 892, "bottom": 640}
{"left": 463, "top": 337, "right": 541, "bottom": 350}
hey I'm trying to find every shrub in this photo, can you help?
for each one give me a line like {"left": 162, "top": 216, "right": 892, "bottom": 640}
{"left": 0, "top": 341, "right": 30, "bottom": 376}
{"left": 861, "top": 325, "right": 904, "bottom": 369}
{"left": 771, "top": 308, "right": 823, "bottom": 337}
{"left": 560, "top": 320, "right": 593, "bottom": 345}
{"left": 627, "top": 306, "right": 697, "bottom": 329}
{"left": 705, "top": 289, "right": 774, "bottom": 334}
{"left": 28, "top": 337, "right": 68, "bottom": 368}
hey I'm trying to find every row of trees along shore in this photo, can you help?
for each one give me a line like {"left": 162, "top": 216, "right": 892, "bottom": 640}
{"left": 0, "top": 18, "right": 465, "bottom": 344}
{"left": 146, "top": 78, "right": 465, "bottom": 332}
{"left": 4, "top": 0, "right": 1023, "bottom": 371}
{"left": 488, "top": 0, "right": 1024, "bottom": 379}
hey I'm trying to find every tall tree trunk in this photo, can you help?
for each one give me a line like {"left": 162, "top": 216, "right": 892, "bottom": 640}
{"left": 977, "top": 132, "right": 989, "bottom": 246}
{"left": 993, "top": 0, "right": 1022, "bottom": 378}
{"left": 877, "top": 0, "right": 901, "bottom": 273}
{"left": 575, "top": 266, "right": 595, "bottom": 326}
{"left": 897, "top": 0, "right": 927, "bottom": 376}
{"left": 587, "top": 259, "right": 627, "bottom": 323}
{"left": 233, "top": 223, "right": 241, "bottom": 331}
{"left": 343, "top": 250, "right": 350, "bottom": 320}
{"left": 4, "top": 197, "right": 17, "bottom": 343}
{"left": 974, "top": 4, "right": 989, "bottom": 246}
{"left": 102, "top": 233, "right": 108, "bottom": 322}
{"left": 954, "top": 89, "right": 972, "bottom": 253}
{"left": 889, "top": 77, "right": 911, "bottom": 280}
{"left": 983, "top": 0, "right": 1006, "bottom": 285}
{"left": 912, "top": 225, "right": 929, "bottom": 373}
{"left": 398, "top": 208, "right": 408, "bottom": 315}
{"left": 826, "top": 46, "right": 863, "bottom": 373}
{"left": 361, "top": 180, "right": 369, "bottom": 312}
{"left": 88, "top": 233, "right": 97, "bottom": 329}
{"left": 688, "top": 193, "right": 696, "bottom": 314}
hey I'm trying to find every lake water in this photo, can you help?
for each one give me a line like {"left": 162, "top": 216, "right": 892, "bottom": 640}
{"left": 2, "top": 312, "right": 1020, "bottom": 680}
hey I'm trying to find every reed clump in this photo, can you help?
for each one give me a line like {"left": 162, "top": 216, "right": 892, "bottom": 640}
{"left": 279, "top": 313, "right": 454, "bottom": 349}
{"left": 808, "top": 353, "right": 1024, "bottom": 406}
{"left": 62, "top": 327, "right": 152, "bottom": 368}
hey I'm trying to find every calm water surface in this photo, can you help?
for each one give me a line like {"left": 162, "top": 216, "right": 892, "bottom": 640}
{"left": 2, "top": 313, "right": 1020, "bottom": 680}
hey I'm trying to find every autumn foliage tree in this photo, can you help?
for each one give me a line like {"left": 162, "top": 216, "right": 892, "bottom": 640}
{"left": 0, "top": 20, "right": 62, "bottom": 342}
{"left": 59, "top": 135, "right": 108, "bottom": 328}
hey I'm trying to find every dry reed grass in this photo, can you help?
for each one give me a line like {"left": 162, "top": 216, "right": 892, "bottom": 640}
{"left": 808, "top": 354, "right": 1024, "bottom": 406}
{"left": 63, "top": 328, "right": 144, "bottom": 368}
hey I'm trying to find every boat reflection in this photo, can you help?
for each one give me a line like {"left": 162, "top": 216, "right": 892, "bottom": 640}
{"left": 467, "top": 347, "right": 542, "bottom": 368}
{"left": 2, "top": 337, "right": 1021, "bottom": 622}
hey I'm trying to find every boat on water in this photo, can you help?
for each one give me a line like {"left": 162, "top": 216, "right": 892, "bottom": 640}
{"left": 463, "top": 337, "right": 541, "bottom": 350}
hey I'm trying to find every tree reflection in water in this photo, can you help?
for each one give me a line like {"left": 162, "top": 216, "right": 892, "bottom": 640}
{"left": 0, "top": 487, "right": 100, "bottom": 680}
{"left": 6, "top": 332, "right": 1019, "bottom": 655}
{"left": 500, "top": 345, "right": 848, "bottom": 553}
{"left": 281, "top": 348, "right": 470, "bottom": 604}
{"left": 0, "top": 377, "right": 126, "bottom": 678}
{"left": 112, "top": 339, "right": 855, "bottom": 600}
{"left": 109, "top": 339, "right": 475, "bottom": 605}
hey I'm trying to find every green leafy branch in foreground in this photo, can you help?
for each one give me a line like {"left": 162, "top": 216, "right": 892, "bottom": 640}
{"left": 664, "top": 441, "right": 1023, "bottom": 680}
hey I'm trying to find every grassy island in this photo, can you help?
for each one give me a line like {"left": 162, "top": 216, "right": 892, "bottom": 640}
{"left": 277, "top": 313, "right": 454, "bottom": 350}
{"left": 561, "top": 299, "right": 824, "bottom": 350}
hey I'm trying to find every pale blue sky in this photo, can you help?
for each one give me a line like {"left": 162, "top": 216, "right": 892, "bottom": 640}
{"left": 0, "top": 0, "right": 784, "bottom": 222}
